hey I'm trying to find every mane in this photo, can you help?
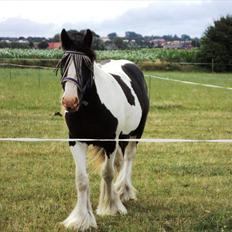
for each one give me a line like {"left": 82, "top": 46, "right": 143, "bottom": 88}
{"left": 56, "top": 50, "right": 94, "bottom": 102}
{"left": 67, "top": 30, "right": 96, "bottom": 62}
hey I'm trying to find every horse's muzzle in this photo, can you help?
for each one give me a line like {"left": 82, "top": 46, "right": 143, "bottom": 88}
{"left": 62, "top": 96, "right": 79, "bottom": 112}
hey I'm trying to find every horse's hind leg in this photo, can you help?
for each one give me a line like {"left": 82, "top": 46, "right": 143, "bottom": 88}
{"left": 61, "top": 142, "right": 97, "bottom": 231}
{"left": 96, "top": 146, "right": 127, "bottom": 216}
{"left": 115, "top": 139, "right": 137, "bottom": 202}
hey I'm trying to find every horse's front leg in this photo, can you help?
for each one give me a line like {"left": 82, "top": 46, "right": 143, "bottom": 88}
{"left": 96, "top": 144, "right": 127, "bottom": 216}
{"left": 61, "top": 142, "right": 97, "bottom": 231}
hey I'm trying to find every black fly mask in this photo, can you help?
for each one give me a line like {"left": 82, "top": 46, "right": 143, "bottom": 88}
{"left": 56, "top": 50, "right": 94, "bottom": 102}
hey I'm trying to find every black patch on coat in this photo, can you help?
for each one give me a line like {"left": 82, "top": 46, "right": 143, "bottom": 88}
{"left": 119, "top": 133, "right": 129, "bottom": 155}
{"left": 121, "top": 63, "right": 149, "bottom": 140}
{"left": 111, "top": 74, "right": 135, "bottom": 106}
{"left": 65, "top": 83, "right": 118, "bottom": 157}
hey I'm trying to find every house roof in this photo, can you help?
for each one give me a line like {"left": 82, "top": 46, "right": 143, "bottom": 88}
{"left": 48, "top": 42, "right": 61, "bottom": 49}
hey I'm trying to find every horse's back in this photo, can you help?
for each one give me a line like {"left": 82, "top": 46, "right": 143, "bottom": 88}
{"left": 101, "top": 60, "right": 147, "bottom": 97}
{"left": 121, "top": 62, "right": 148, "bottom": 108}
{"left": 101, "top": 60, "right": 149, "bottom": 139}
{"left": 101, "top": 60, "right": 148, "bottom": 108}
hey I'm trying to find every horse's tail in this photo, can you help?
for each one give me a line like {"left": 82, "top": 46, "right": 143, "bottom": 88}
{"left": 88, "top": 146, "right": 105, "bottom": 171}
{"left": 88, "top": 145, "right": 123, "bottom": 173}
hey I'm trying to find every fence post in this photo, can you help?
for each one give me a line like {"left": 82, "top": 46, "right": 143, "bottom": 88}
{"left": 148, "top": 75, "right": 151, "bottom": 104}
{"left": 9, "top": 67, "right": 12, "bottom": 80}
{"left": 211, "top": 58, "right": 214, "bottom": 73}
{"left": 38, "top": 69, "right": 41, "bottom": 87}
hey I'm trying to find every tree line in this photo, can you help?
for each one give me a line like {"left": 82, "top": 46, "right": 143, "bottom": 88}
{"left": 0, "top": 15, "right": 231, "bottom": 71}
{"left": 0, "top": 31, "right": 200, "bottom": 50}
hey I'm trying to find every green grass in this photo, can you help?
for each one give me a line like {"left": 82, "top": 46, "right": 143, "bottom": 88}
{"left": 147, "top": 71, "right": 232, "bottom": 88}
{"left": 0, "top": 68, "right": 232, "bottom": 231}
{"left": 0, "top": 48, "right": 199, "bottom": 63}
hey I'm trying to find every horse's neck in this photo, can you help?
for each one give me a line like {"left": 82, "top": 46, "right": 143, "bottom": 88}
{"left": 93, "top": 62, "right": 106, "bottom": 80}
{"left": 83, "top": 62, "right": 105, "bottom": 102}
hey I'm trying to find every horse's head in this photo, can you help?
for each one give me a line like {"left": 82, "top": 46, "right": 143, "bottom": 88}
{"left": 58, "top": 29, "right": 95, "bottom": 112}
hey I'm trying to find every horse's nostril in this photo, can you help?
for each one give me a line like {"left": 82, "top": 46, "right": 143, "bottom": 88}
{"left": 62, "top": 96, "right": 79, "bottom": 111}
{"left": 74, "top": 98, "right": 78, "bottom": 105}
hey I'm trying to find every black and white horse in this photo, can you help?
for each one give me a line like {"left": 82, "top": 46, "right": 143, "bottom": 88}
{"left": 58, "top": 29, "right": 149, "bottom": 231}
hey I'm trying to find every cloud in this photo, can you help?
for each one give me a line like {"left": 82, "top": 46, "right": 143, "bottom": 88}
{"left": 63, "top": 0, "right": 232, "bottom": 37}
{"left": 0, "top": 17, "right": 56, "bottom": 37}
{"left": 0, "top": 1, "right": 231, "bottom": 38}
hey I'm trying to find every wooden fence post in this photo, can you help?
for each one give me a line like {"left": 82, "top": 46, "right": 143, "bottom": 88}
{"left": 38, "top": 69, "right": 41, "bottom": 87}
{"left": 9, "top": 67, "right": 12, "bottom": 80}
{"left": 211, "top": 58, "right": 214, "bottom": 73}
{"left": 148, "top": 75, "right": 151, "bottom": 104}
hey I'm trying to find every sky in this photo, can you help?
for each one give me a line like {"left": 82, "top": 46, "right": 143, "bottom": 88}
{"left": 0, "top": 0, "right": 231, "bottom": 38}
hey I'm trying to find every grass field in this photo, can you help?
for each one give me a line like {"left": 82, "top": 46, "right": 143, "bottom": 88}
{"left": 0, "top": 68, "right": 232, "bottom": 231}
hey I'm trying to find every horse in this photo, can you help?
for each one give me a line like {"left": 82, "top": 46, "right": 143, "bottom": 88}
{"left": 57, "top": 29, "right": 149, "bottom": 231}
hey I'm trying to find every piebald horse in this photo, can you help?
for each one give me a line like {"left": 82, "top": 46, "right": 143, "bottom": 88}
{"left": 57, "top": 29, "right": 149, "bottom": 231}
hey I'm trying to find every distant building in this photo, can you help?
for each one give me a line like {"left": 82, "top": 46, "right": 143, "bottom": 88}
{"left": 150, "top": 39, "right": 166, "bottom": 48}
{"left": 48, "top": 42, "right": 61, "bottom": 49}
{"left": 18, "top": 39, "right": 29, "bottom": 44}
{"left": 181, "top": 40, "right": 192, "bottom": 49}
{"left": 163, "top": 40, "right": 192, "bottom": 49}
{"left": 33, "top": 42, "right": 39, "bottom": 49}
{"left": 0, "top": 39, "right": 29, "bottom": 44}
{"left": 101, "top": 37, "right": 111, "bottom": 43}
{"left": 1, "top": 39, "right": 11, "bottom": 43}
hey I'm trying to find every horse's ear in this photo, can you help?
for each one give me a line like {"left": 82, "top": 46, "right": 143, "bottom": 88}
{"left": 61, "top": 29, "right": 73, "bottom": 50}
{"left": 83, "top": 29, "right": 93, "bottom": 48}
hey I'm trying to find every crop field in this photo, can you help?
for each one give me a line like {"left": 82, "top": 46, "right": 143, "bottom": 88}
{"left": 0, "top": 68, "right": 232, "bottom": 231}
{"left": 0, "top": 48, "right": 199, "bottom": 63}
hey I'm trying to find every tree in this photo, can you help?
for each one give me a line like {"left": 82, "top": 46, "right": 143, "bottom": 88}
{"left": 163, "top": 35, "right": 175, "bottom": 41}
{"left": 38, "top": 41, "right": 48, "bottom": 49}
{"left": 112, "top": 37, "right": 127, "bottom": 49}
{"left": 51, "top": 33, "right": 60, "bottom": 42}
{"left": 173, "top": 34, "right": 180, "bottom": 41}
{"left": 125, "top": 31, "right": 143, "bottom": 41}
{"left": 181, "top": 34, "right": 191, "bottom": 41}
{"left": 92, "top": 37, "right": 105, "bottom": 50}
{"left": 191, "top": 37, "right": 200, "bottom": 48}
{"left": 199, "top": 15, "right": 232, "bottom": 71}
{"left": 108, "top": 32, "right": 117, "bottom": 40}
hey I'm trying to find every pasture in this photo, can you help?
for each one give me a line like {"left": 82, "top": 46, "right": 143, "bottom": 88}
{"left": 0, "top": 68, "right": 232, "bottom": 231}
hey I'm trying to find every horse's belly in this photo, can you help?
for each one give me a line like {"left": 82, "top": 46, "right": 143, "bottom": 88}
{"left": 119, "top": 104, "right": 142, "bottom": 135}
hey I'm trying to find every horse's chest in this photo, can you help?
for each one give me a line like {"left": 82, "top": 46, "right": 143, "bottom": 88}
{"left": 65, "top": 103, "right": 118, "bottom": 139}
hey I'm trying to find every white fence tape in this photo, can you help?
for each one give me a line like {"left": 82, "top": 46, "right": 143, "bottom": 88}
{"left": 0, "top": 63, "right": 55, "bottom": 70}
{"left": 0, "top": 138, "right": 232, "bottom": 143}
{"left": 0, "top": 66, "right": 231, "bottom": 144}
{"left": 1, "top": 64, "right": 231, "bottom": 91}
{"left": 146, "top": 75, "right": 232, "bottom": 91}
